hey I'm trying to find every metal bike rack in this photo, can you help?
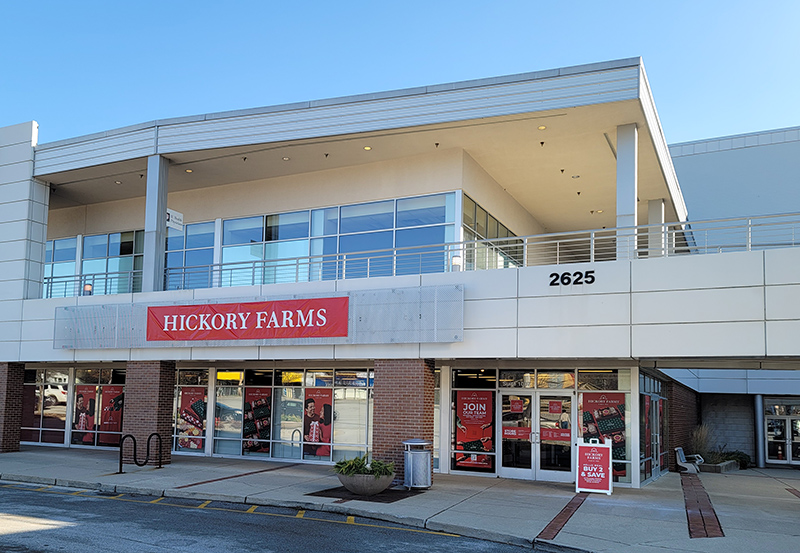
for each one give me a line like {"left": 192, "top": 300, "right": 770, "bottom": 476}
{"left": 118, "top": 433, "right": 163, "bottom": 474}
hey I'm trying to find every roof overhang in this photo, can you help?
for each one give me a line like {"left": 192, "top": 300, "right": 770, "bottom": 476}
{"left": 34, "top": 57, "right": 687, "bottom": 232}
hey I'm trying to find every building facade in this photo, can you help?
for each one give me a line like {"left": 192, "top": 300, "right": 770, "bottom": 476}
{"left": 1, "top": 57, "right": 798, "bottom": 487}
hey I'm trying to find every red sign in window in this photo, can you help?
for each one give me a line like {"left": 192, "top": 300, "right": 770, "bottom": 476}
{"left": 146, "top": 297, "right": 349, "bottom": 341}
{"left": 541, "top": 428, "right": 571, "bottom": 442}
{"left": 502, "top": 426, "right": 531, "bottom": 440}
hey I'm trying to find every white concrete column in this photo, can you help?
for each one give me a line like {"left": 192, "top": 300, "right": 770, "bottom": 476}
{"left": 142, "top": 155, "right": 169, "bottom": 293}
{"left": 616, "top": 124, "right": 638, "bottom": 260}
{"left": 0, "top": 122, "right": 48, "bottom": 361}
{"left": 647, "top": 199, "right": 665, "bottom": 257}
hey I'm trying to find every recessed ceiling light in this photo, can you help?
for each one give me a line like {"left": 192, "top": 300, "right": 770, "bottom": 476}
{"left": 114, "top": 180, "right": 122, "bottom": 185}
{"left": 572, "top": 175, "right": 580, "bottom": 179}
{"left": 538, "top": 125, "right": 547, "bottom": 131}
{"left": 363, "top": 146, "right": 372, "bottom": 151}
{"left": 597, "top": 210, "right": 603, "bottom": 213}
{"left": 185, "top": 169, "right": 193, "bottom": 173}
{"left": 282, "top": 157, "right": 290, "bottom": 161}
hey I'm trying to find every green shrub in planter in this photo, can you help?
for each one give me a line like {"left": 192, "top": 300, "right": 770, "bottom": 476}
{"left": 333, "top": 454, "right": 394, "bottom": 478}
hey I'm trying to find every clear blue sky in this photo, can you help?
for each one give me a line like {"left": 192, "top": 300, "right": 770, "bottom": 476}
{"left": 2, "top": 1, "right": 798, "bottom": 145}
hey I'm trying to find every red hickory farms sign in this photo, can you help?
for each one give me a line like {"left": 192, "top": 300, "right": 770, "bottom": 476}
{"left": 576, "top": 440, "right": 613, "bottom": 495}
{"left": 146, "top": 297, "right": 349, "bottom": 341}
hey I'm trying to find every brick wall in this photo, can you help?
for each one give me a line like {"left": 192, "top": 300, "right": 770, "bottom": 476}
{"left": 665, "top": 380, "right": 700, "bottom": 471}
{"left": 122, "top": 361, "right": 175, "bottom": 465}
{"left": 372, "top": 359, "right": 435, "bottom": 480}
{"left": 700, "top": 394, "right": 754, "bottom": 459}
{"left": 0, "top": 363, "right": 24, "bottom": 453}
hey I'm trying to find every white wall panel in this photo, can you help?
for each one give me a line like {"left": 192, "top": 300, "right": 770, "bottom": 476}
{"left": 421, "top": 328, "right": 517, "bottom": 358}
{"left": 75, "top": 349, "right": 131, "bottom": 361}
{"left": 765, "top": 248, "right": 800, "bottom": 286}
{"left": 517, "top": 325, "right": 630, "bottom": 358}
{"left": 423, "top": 268, "right": 517, "bottom": 300}
{"left": 518, "top": 293, "right": 630, "bottom": 327}
{"left": 130, "top": 348, "right": 192, "bottom": 361}
{"left": 765, "top": 284, "right": 800, "bottom": 320}
{"left": 19, "top": 341, "right": 73, "bottom": 362}
{"left": 464, "top": 298, "right": 518, "bottom": 329}
{"left": 632, "top": 322, "right": 765, "bottom": 357}
{"left": 631, "top": 251, "right": 764, "bottom": 292}
{"left": 335, "top": 275, "right": 422, "bottom": 292}
{"left": 334, "top": 343, "right": 420, "bottom": 359}
{"left": 632, "top": 287, "right": 764, "bottom": 324}
{"left": 21, "top": 319, "right": 55, "bottom": 342}
{"left": 259, "top": 345, "right": 335, "bottom": 360}
{"left": 765, "top": 321, "right": 800, "bottom": 356}
{"left": 190, "top": 346, "right": 259, "bottom": 360}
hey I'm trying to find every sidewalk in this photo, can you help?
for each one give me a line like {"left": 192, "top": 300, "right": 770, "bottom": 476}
{"left": 2, "top": 446, "right": 800, "bottom": 552}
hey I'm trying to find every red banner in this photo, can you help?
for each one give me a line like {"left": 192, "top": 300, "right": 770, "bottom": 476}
{"left": 177, "top": 386, "right": 207, "bottom": 450}
{"left": 455, "top": 391, "right": 494, "bottom": 468}
{"left": 510, "top": 399, "right": 524, "bottom": 413}
{"left": 97, "top": 385, "right": 124, "bottom": 446}
{"left": 548, "top": 401, "right": 562, "bottom": 414}
{"left": 577, "top": 443, "right": 612, "bottom": 494}
{"left": 304, "top": 388, "right": 332, "bottom": 458}
{"left": 146, "top": 297, "right": 349, "bottom": 341}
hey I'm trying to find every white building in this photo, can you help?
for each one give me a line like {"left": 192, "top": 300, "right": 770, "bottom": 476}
{"left": 1, "top": 57, "right": 798, "bottom": 487}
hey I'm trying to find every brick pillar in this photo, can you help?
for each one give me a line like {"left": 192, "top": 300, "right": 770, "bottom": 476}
{"left": 666, "top": 380, "right": 700, "bottom": 472}
{"left": 0, "top": 363, "right": 24, "bottom": 453}
{"left": 372, "top": 359, "right": 435, "bottom": 480}
{"left": 122, "top": 361, "right": 175, "bottom": 465}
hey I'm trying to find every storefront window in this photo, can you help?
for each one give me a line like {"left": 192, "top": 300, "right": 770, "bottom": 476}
{"left": 639, "top": 373, "right": 668, "bottom": 484}
{"left": 21, "top": 368, "right": 69, "bottom": 444}
{"left": 579, "top": 391, "right": 631, "bottom": 483}
{"left": 185, "top": 367, "right": 373, "bottom": 462}
{"left": 71, "top": 368, "right": 125, "bottom": 447}
{"left": 174, "top": 368, "right": 209, "bottom": 453}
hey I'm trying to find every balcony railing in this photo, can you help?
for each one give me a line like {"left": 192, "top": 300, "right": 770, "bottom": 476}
{"left": 42, "top": 213, "right": 800, "bottom": 297}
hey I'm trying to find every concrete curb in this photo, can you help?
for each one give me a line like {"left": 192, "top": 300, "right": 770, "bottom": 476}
{"left": 0, "top": 474, "right": 592, "bottom": 550}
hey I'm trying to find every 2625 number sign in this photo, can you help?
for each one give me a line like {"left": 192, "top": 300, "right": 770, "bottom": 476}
{"left": 549, "top": 270, "right": 595, "bottom": 286}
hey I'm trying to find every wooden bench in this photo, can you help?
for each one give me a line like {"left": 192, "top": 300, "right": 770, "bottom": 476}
{"left": 675, "top": 447, "right": 704, "bottom": 473}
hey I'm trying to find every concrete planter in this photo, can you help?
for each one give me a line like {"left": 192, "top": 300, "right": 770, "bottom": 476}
{"left": 336, "top": 473, "right": 395, "bottom": 496}
{"left": 699, "top": 460, "right": 739, "bottom": 473}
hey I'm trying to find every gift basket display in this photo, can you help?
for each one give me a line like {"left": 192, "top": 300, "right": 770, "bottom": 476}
{"left": 243, "top": 397, "right": 271, "bottom": 452}
{"left": 582, "top": 403, "right": 627, "bottom": 474}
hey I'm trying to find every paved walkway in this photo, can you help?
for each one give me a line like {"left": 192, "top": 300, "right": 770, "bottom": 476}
{"left": 2, "top": 446, "right": 800, "bottom": 552}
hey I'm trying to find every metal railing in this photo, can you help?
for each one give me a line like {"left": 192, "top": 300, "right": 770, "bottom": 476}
{"left": 42, "top": 213, "right": 800, "bottom": 297}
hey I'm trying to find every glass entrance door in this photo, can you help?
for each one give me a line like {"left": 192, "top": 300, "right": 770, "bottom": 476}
{"left": 536, "top": 394, "right": 573, "bottom": 482}
{"left": 765, "top": 416, "right": 800, "bottom": 464}
{"left": 766, "top": 418, "right": 788, "bottom": 462}
{"left": 499, "top": 392, "right": 573, "bottom": 481}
